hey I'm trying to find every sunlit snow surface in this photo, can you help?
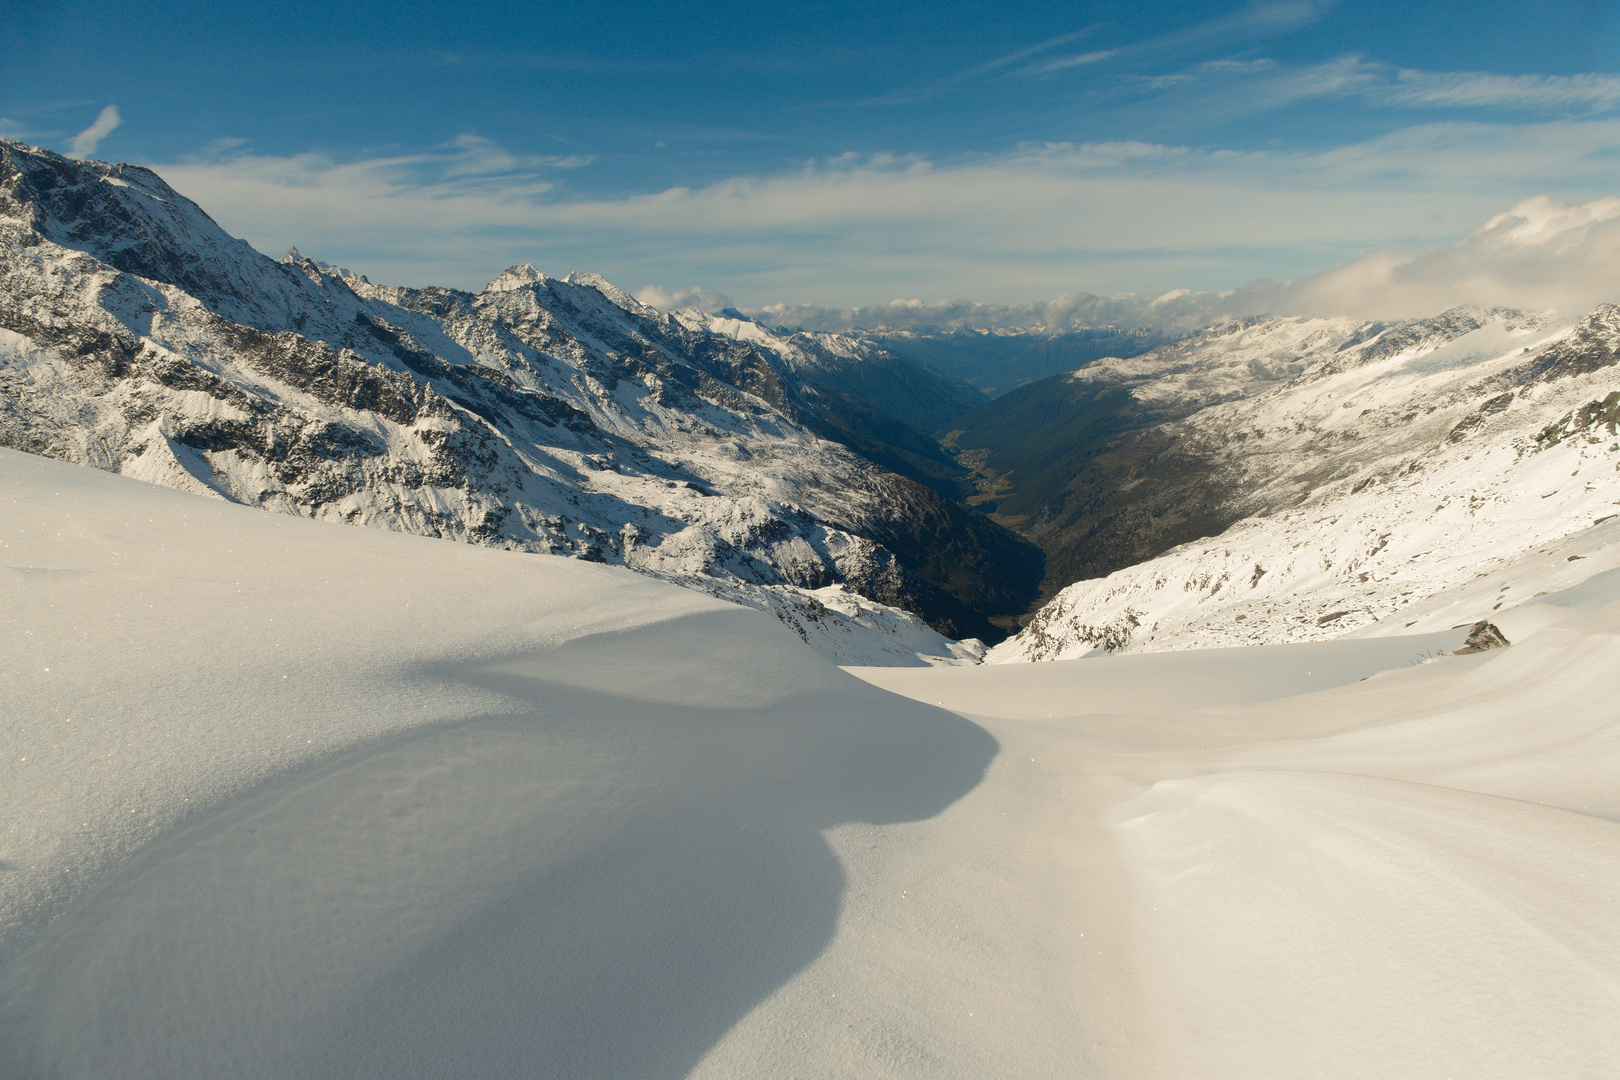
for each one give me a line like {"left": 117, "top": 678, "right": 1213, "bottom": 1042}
{"left": 5, "top": 449, "right": 1619, "bottom": 1077}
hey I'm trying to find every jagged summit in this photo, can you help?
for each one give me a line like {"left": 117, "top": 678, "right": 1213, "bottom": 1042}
{"left": 562, "top": 271, "right": 642, "bottom": 312}
{"left": 484, "top": 263, "right": 548, "bottom": 291}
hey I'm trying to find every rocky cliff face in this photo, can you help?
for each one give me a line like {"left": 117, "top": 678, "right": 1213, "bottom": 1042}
{"left": 0, "top": 140, "right": 1041, "bottom": 651}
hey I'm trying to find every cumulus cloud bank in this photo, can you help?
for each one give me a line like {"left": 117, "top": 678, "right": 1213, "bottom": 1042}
{"left": 68, "top": 105, "right": 121, "bottom": 159}
{"left": 707, "top": 195, "right": 1620, "bottom": 333}
{"left": 1238, "top": 194, "right": 1620, "bottom": 320}
{"left": 632, "top": 285, "right": 736, "bottom": 312}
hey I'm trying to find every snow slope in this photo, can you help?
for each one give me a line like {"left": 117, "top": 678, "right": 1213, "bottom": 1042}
{"left": 6, "top": 447, "right": 1618, "bottom": 1078}
{"left": 846, "top": 554, "right": 1620, "bottom": 1078}
{"left": 992, "top": 305, "right": 1620, "bottom": 659}
{"left": 0, "top": 449, "right": 994, "bottom": 1076}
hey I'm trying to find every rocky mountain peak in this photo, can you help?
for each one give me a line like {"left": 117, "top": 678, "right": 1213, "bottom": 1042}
{"left": 563, "top": 271, "right": 645, "bottom": 314}
{"left": 1526, "top": 301, "right": 1620, "bottom": 383}
{"left": 1568, "top": 302, "right": 1620, "bottom": 342}
{"left": 985, "top": 299, "right": 1620, "bottom": 660}
{"left": 484, "top": 263, "right": 548, "bottom": 292}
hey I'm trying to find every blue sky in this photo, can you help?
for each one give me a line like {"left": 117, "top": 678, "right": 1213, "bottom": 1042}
{"left": 5, "top": 1, "right": 1620, "bottom": 314}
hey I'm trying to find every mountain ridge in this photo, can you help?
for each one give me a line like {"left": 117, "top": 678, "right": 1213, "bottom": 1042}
{"left": 0, "top": 139, "right": 1041, "bottom": 655}
{"left": 987, "top": 302, "right": 1620, "bottom": 659}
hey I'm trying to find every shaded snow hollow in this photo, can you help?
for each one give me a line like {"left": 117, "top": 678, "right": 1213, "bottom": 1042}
{"left": 4, "top": 449, "right": 1619, "bottom": 1077}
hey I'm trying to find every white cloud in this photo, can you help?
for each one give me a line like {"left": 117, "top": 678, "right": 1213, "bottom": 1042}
{"left": 1240, "top": 194, "right": 1620, "bottom": 319}
{"left": 1382, "top": 70, "right": 1620, "bottom": 111}
{"left": 749, "top": 195, "right": 1620, "bottom": 332}
{"left": 68, "top": 105, "right": 121, "bottom": 159}
{"left": 1014, "top": 1, "right": 1331, "bottom": 79}
{"left": 191, "top": 137, "right": 249, "bottom": 159}
{"left": 861, "top": 26, "right": 1106, "bottom": 105}
{"left": 148, "top": 120, "right": 1620, "bottom": 309}
{"left": 1021, "top": 50, "right": 1117, "bottom": 77}
{"left": 440, "top": 133, "right": 592, "bottom": 178}
{"left": 633, "top": 285, "right": 736, "bottom": 312}
{"left": 1136, "top": 55, "right": 1620, "bottom": 118}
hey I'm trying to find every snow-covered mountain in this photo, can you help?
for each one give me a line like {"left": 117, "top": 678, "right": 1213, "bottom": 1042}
{"left": 989, "top": 304, "right": 1620, "bottom": 659}
{"left": 15, "top": 137, "right": 1620, "bottom": 668}
{"left": 0, "top": 140, "right": 1040, "bottom": 659}
{"left": 7, "top": 144, "right": 1620, "bottom": 1080}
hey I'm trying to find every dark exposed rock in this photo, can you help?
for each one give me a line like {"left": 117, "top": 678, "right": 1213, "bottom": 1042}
{"left": 1454, "top": 620, "right": 1511, "bottom": 654}
{"left": 1538, "top": 305, "right": 1620, "bottom": 381}
{"left": 1536, "top": 391, "right": 1620, "bottom": 447}
{"left": 1449, "top": 393, "right": 1514, "bottom": 441}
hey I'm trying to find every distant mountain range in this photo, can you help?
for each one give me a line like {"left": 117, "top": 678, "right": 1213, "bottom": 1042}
{"left": 853, "top": 326, "right": 1165, "bottom": 400}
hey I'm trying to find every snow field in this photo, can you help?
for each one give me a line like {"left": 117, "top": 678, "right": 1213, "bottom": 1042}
{"left": 5, "top": 447, "right": 1620, "bottom": 1077}
{"left": 0, "top": 448, "right": 710, "bottom": 951}
{"left": 0, "top": 449, "right": 992, "bottom": 1077}
{"left": 858, "top": 575, "right": 1620, "bottom": 1077}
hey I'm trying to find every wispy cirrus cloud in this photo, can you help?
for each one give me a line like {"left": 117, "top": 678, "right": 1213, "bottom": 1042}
{"left": 1009, "top": 0, "right": 1332, "bottom": 79}
{"left": 1017, "top": 50, "right": 1118, "bottom": 77}
{"left": 68, "top": 104, "right": 120, "bottom": 158}
{"left": 853, "top": 25, "right": 1105, "bottom": 106}
{"left": 1380, "top": 70, "right": 1620, "bottom": 111}
{"left": 851, "top": 5, "right": 1614, "bottom": 130}
{"left": 1132, "top": 55, "right": 1620, "bottom": 118}
{"left": 859, "top": 1, "right": 1331, "bottom": 106}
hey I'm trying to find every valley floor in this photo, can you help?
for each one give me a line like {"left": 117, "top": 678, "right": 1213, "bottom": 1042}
{"left": 3, "top": 449, "right": 1618, "bottom": 1078}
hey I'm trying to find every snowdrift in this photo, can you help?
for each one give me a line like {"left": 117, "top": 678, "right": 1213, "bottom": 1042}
{"left": 5, "top": 449, "right": 1619, "bottom": 1077}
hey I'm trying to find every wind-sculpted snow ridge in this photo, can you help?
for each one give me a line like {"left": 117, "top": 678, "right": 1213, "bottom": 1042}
{"left": 0, "top": 449, "right": 999, "bottom": 1075}
{"left": 991, "top": 303, "right": 1620, "bottom": 660}
{"left": 0, "top": 139, "right": 1039, "bottom": 656}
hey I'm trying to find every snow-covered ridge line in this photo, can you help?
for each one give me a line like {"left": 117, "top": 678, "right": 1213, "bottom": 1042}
{"left": 992, "top": 303, "right": 1620, "bottom": 660}
{"left": 0, "top": 139, "right": 1029, "bottom": 660}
